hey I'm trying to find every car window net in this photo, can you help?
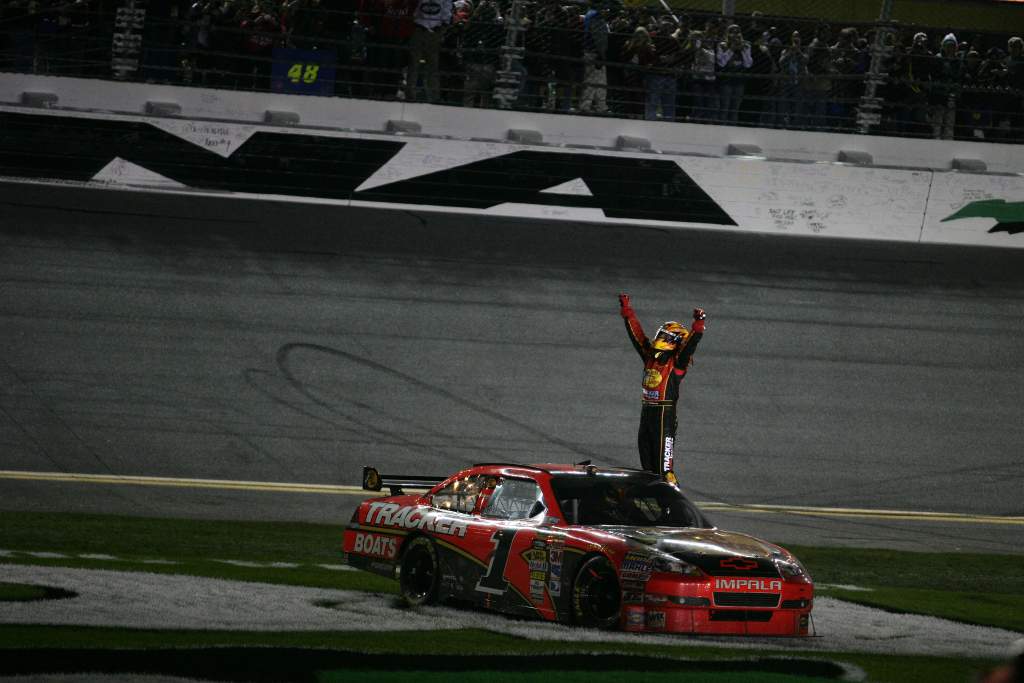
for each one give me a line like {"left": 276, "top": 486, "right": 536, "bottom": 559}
{"left": 552, "top": 475, "right": 711, "bottom": 528}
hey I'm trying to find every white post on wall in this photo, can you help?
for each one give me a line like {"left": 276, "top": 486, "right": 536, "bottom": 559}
{"left": 721, "top": 0, "right": 736, "bottom": 17}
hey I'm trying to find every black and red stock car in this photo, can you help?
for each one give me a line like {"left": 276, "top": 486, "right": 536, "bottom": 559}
{"left": 342, "top": 463, "right": 814, "bottom": 636}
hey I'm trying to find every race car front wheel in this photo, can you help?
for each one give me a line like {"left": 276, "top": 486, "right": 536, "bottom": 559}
{"left": 572, "top": 555, "right": 621, "bottom": 629}
{"left": 399, "top": 536, "right": 441, "bottom": 606}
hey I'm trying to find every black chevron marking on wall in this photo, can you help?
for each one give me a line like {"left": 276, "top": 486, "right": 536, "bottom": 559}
{"left": 0, "top": 112, "right": 404, "bottom": 200}
{"left": 1, "top": 111, "right": 734, "bottom": 225}
{"left": 355, "top": 150, "right": 737, "bottom": 225}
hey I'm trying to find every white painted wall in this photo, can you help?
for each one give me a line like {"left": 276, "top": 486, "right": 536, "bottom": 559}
{"left": 2, "top": 80, "right": 1023, "bottom": 250}
{"left": 2, "top": 73, "right": 1023, "bottom": 174}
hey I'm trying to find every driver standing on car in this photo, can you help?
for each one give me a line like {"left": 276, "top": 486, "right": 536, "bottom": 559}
{"left": 618, "top": 294, "right": 706, "bottom": 485}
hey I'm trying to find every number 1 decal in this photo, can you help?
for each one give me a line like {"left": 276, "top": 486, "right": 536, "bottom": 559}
{"left": 475, "top": 529, "right": 519, "bottom": 594}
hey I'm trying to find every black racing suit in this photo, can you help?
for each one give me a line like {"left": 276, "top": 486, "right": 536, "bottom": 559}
{"left": 621, "top": 307, "right": 704, "bottom": 478}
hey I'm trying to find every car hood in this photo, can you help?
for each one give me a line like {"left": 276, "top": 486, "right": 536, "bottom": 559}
{"left": 578, "top": 525, "right": 784, "bottom": 576}
{"left": 594, "top": 526, "right": 779, "bottom": 557}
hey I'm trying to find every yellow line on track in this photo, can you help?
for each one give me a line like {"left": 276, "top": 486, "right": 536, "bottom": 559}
{"left": 2, "top": 470, "right": 1022, "bottom": 526}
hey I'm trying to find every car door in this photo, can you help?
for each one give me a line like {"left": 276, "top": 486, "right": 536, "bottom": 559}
{"left": 470, "top": 476, "right": 559, "bottom": 621}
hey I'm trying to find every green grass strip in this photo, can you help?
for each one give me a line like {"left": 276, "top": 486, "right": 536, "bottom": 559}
{"left": 2, "top": 510, "right": 1023, "bottom": 632}
{"left": 819, "top": 586, "right": 1024, "bottom": 633}
{"left": 0, "top": 626, "right": 1001, "bottom": 683}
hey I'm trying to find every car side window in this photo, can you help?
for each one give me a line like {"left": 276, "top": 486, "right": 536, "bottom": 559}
{"left": 482, "top": 478, "right": 546, "bottom": 521}
{"left": 431, "top": 475, "right": 487, "bottom": 514}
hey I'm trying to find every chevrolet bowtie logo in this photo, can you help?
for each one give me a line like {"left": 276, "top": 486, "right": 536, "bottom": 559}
{"left": 720, "top": 557, "right": 758, "bottom": 570}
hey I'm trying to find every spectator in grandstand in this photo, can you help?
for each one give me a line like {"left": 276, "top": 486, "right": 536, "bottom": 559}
{"left": 743, "top": 30, "right": 775, "bottom": 126}
{"left": 241, "top": 1, "right": 282, "bottom": 90}
{"left": 437, "top": 0, "right": 468, "bottom": 103}
{"left": 406, "top": 0, "right": 452, "bottom": 102}
{"left": 902, "top": 31, "right": 934, "bottom": 136}
{"left": 758, "top": 26, "right": 784, "bottom": 126}
{"left": 524, "top": 1, "right": 574, "bottom": 112}
{"left": 716, "top": 23, "right": 751, "bottom": 125}
{"left": 684, "top": 29, "right": 717, "bottom": 122}
{"left": 358, "top": 0, "right": 417, "bottom": 98}
{"left": 777, "top": 30, "right": 808, "bottom": 128}
{"left": 619, "top": 24, "right": 651, "bottom": 118}
{"left": 644, "top": 17, "right": 683, "bottom": 121}
{"left": 579, "top": 0, "right": 610, "bottom": 114}
{"left": 804, "top": 23, "right": 833, "bottom": 130}
{"left": 1006, "top": 37, "right": 1024, "bottom": 141}
{"left": 460, "top": 0, "right": 502, "bottom": 107}
{"left": 605, "top": 8, "right": 635, "bottom": 116}
{"left": 930, "top": 33, "right": 963, "bottom": 139}
{"left": 282, "top": 0, "right": 328, "bottom": 49}
{"left": 958, "top": 48, "right": 994, "bottom": 140}
{"left": 829, "top": 27, "right": 866, "bottom": 131}
{"left": 744, "top": 10, "right": 764, "bottom": 44}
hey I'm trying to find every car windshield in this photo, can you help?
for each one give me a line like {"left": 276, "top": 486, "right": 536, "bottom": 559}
{"left": 551, "top": 472, "right": 712, "bottom": 528}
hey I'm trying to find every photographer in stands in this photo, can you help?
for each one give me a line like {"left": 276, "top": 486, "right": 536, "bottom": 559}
{"left": 716, "top": 23, "right": 751, "bottom": 125}
{"left": 777, "top": 30, "right": 808, "bottom": 128}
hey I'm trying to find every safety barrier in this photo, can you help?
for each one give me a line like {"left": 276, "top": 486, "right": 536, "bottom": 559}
{"left": 1, "top": 80, "right": 1021, "bottom": 249}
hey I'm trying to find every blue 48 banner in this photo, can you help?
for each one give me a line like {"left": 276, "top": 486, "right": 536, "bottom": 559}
{"left": 271, "top": 48, "right": 337, "bottom": 96}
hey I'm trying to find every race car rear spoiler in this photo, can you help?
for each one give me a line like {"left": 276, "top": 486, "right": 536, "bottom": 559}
{"left": 362, "top": 466, "right": 447, "bottom": 496}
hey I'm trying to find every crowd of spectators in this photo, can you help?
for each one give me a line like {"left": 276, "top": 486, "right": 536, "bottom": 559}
{"left": 2, "top": 0, "right": 1023, "bottom": 141}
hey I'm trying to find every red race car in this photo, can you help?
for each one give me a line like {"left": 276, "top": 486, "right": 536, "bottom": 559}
{"left": 343, "top": 463, "right": 813, "bottom": 636}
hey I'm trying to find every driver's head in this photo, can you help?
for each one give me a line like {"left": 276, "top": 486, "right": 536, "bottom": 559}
{"left": 652, "top": 321, "right": 689, "bottom": 352}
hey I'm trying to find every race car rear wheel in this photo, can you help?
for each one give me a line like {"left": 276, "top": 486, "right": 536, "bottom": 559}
{"left": 399, "top": 536, "right": 441, "bottom": 606}
{"left": 572, "top": 555, "right": 621, "bottom": 629}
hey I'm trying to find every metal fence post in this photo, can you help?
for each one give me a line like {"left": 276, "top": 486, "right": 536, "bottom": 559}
{"left": 856, "top": 0, "right": 895, "bottom": 133}
{"left": 721, "top": 0, "right": 736, "bottom": 18}
{"left": 493, "top": 0, "right": 526, "bottom": 109}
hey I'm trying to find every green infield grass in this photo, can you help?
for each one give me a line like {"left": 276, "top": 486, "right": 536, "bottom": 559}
{"left": 0, "top": 511, "right": 1019, "bottom": 683}
{"left": 0, "top": 626, "right": 1003, "bottom": 683}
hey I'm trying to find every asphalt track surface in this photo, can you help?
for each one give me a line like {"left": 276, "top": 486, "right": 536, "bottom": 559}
{"left": 2, "top": 180, "right": 1023, "bottom": 554}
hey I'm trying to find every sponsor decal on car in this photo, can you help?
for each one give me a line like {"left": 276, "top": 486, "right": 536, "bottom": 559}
{"left": 352, "top": 532, "right": 398, "bottom": 560}
{"left": 622, "top": 590, "right": 644, "bottom": 604}
{"left": 523, "top": 548, "right": 548, "bottom": 573}
{"left": 714, "top": 578, "right": 783, "bottom": 591}
{"left": 365, "top": 502, "right": 469, "bottom": 537}
{"left": 530, "top": 578, "right": 546, "bottom": 603}
{"left": 547, "top": 542, "right": 564, "bottom": 597}
{"left": 625, "top": 606, "right": 645, "bottom": 628}
{"left": 620, "top": 551, "right": 653, "bottom": 581}
{"left": 645, "top": 611, "right": 666, "bottom": 629}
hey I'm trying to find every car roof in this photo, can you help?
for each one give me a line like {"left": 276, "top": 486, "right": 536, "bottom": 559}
{"left": 470, "top": 462, "right": 655, "bottom": 477}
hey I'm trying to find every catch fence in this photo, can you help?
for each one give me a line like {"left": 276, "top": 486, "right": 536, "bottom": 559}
{"left": 1, "top": 0, "right": 1021, "bottom": 143}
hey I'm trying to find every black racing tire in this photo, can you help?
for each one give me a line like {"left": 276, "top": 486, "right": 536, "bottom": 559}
{"left": 399, "top": 536, "right": 441, "bottom": 607}
{"left": 571, "top": 554, "right": 621, "bottom": 629}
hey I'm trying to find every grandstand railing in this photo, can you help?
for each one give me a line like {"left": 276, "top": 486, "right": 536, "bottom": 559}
{"left": 1, "top": 0, "right": 1021, "bottom": 143}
